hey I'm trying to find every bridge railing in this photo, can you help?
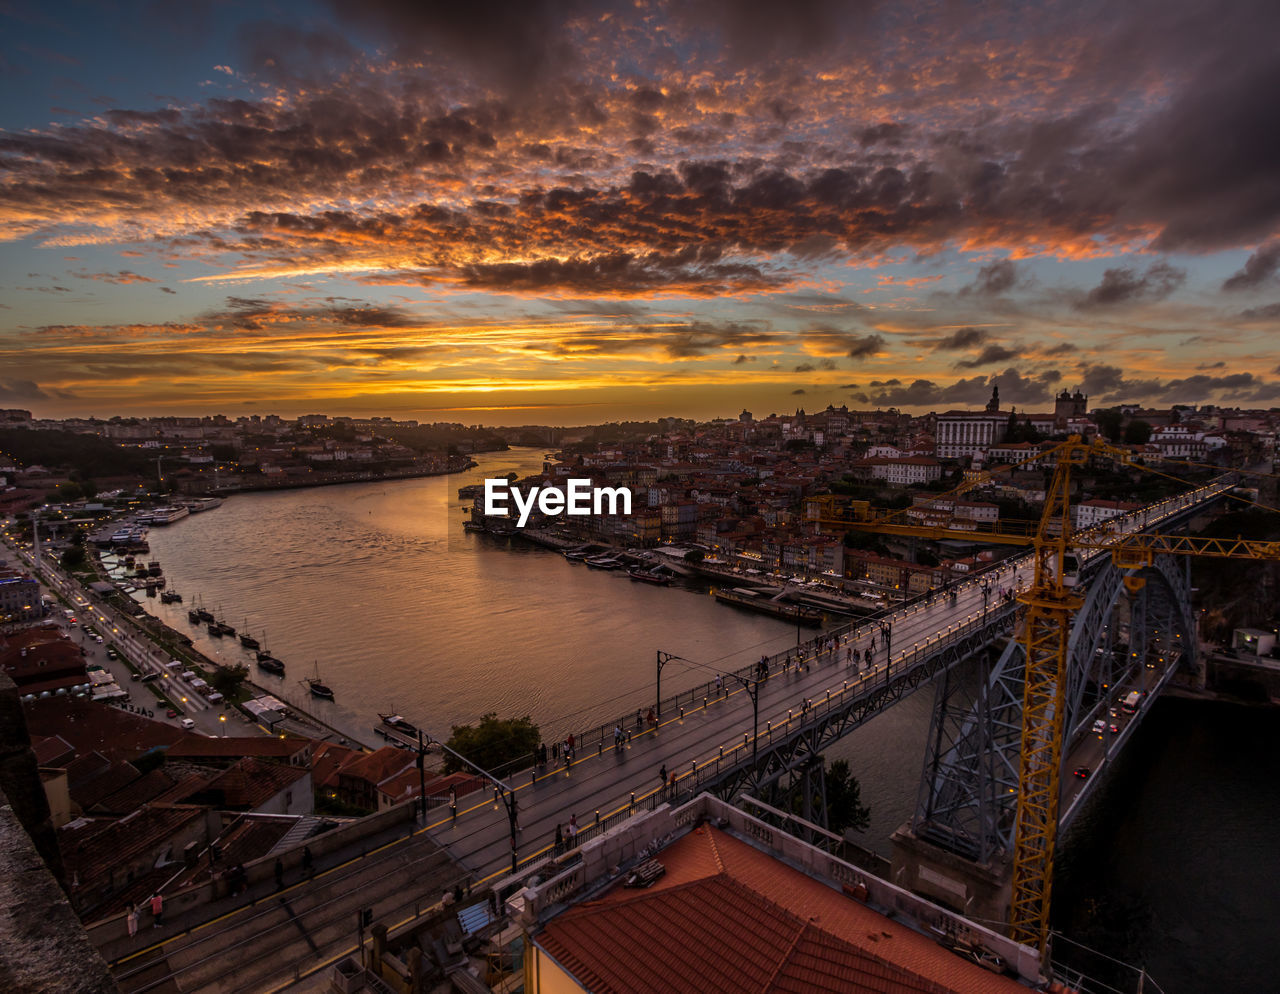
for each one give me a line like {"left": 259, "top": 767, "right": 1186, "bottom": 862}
{"left": 501, "top": 480, "right": 1231, "bottom": 785}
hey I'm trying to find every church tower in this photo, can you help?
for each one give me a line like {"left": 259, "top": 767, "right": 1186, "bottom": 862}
{"left": 986, "top": 384, "right": 1000, "bottom": 412}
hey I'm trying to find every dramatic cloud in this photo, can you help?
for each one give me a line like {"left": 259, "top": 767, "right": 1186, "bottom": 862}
{"left": 844, "top": 333, "right": 885, "bottom": 359}
{"left": 959, "top": 260, "right": 1019, "bottom": 296}
{"left": 955, "top": 344, "right": 1019, "bottom": 369}
{"left": 1076, "top": 262, "right": 1186, "bottom": 308}
{"left": 931, "top": 327, "right": 988, "bottom": 351}
{"left": 1223, "top": 242, "right": 1280, "bottom": 290}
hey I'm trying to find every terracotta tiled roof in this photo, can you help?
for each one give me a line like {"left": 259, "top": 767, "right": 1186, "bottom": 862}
{"left": 338, "top": 746, "right": 414, "bottom": 787}
{"left": 537, "top": 825, "right": 1026, "bottom": 994}
{"left": 165, "top": 734, "right": 313, "bottom": 764}
{"left": 23, "top": 697, "right": 184, "bottom": 763}
{"left": 177, "top": 756, "right": 308, "bottom": 810}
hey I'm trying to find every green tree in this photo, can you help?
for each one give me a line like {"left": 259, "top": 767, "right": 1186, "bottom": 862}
{"left": 209, "top": 663, "right": 249, "bottom": 697}
{"left": 61, "top": 545, "right": 87, "bottom": 571}
{"left": 1123, "top": 419, "right": 1152, "bottom": 444}
{"left": 826, "top": 759, "right": 871, "bottom": 834}
{"left": 1095, "top": 409, "right": 1124, "bottom": 442}
{"left": 443, "top": 714, "right": 541, "bottom": 774}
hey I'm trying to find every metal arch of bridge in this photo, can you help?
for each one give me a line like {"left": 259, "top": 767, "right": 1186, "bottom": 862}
{"left": 911, "top": 550, "right": 1198, "bottom": 865}
{"left": 660, "top": 603, "right": 1023, "bottom": 814}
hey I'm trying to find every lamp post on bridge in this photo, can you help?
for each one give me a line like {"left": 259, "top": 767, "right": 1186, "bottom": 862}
{"left": 424, "top": 733, "right": 521, "bottom": 873}
{"left": 656, "top": 650, "right": 691, "bottom": 720}
{"left": 877, "top": 619, "right": 892, "bottom": 686}
{"left": 731, "top": 673, "right": 762, "bottom": 769}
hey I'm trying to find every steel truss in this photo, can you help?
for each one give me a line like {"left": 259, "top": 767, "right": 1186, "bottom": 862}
{"left": 911, "top": 551, "right": 1198, "bottom": 867}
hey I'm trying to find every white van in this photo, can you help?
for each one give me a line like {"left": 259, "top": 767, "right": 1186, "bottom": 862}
{"left": 180, "top": 718, "right": 196, "bottom": 730}
{"left": 1121, "top": 691, "right": 1141, "bottom": 714}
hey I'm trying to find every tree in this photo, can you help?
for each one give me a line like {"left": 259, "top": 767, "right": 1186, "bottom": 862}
{"left": 826, "top": 759, "right": 871, "bottom": 834}
{"left": 1095, "top": 409, "right": 1124, "bottom": 442}
{"left": 61, "top": 545, "right": 87, "bottom": 571}
{"left": 209, "top": 663, "right": 249, "bottom": 697}
{"left": 443, "top": 713, "right": 541, "bottom": 774}
{"left": 1123, "top": 419, "right": 1152, "bottom": 445}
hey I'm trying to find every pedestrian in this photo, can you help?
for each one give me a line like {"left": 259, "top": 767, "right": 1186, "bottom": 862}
{"left": 568, "top": 814, "right": 578, "bottom": 841}
{"left": 659, "top": 763, "right": 667, "bottom": 789}
{"left": 668, "top": 771, "right": 676, "bottom": 793}
{"left": 846, "top": 647, "right": 852, "bottom": 666}
{"left": 555, "top": 823, "right": 563, "bottom": 851}
{"left": 274, "top": 857, "right": 284, "bottom": 891}
{"left": 302, "top": 845, "right": 313, "bottom": 878}
{"left": 551, "top": 740, "right": 559, "bottom": 760}
{"left": 715, "top": 674, "right": 723, "bottom": 696}
{"left": 567, "top": 732, "right": 575, "bottom": 752}
{"left": 646, "top": 707, "right": 656, "bottom": 726}
{"left": 150, "top": 892, "right": 163, "bottom": 928}
{"left": 126, "top": 903, "right": 139, "bottom": 938}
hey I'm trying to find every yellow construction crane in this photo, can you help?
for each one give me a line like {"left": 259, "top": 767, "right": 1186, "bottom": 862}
{"left": 845, "top": 436, "right": 1280, "bottom": 956}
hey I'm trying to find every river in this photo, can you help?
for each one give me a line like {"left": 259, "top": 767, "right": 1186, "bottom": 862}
{"left": 138, "top": 449, "right": 1269, "bottom": 991}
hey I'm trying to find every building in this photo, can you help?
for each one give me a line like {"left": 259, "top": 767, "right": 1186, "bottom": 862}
{"left": 0, "top": 569, "right": 44, "bottom": 622}
{"left": 514, "top": 793, "right": 1039, "bottom": 993}
{"left": 935, "top": 387, "right": 1009, "bottom": 460}
{"left": 1054, "top": 389, "right": 1088, "bottom": 428}
{"left": 867, "top": 456, "right": 943, "bottom": 487}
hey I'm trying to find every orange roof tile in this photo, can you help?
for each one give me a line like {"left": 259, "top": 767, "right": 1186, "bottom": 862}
{"left": 537, "top": 825, "right": 1025, "bottom": 994}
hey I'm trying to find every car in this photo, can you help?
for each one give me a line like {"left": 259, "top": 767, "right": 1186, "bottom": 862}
{"left": 1109, "top": 723, "right": 1120, "bottom": 734}
{"left": 166, "top": 709, "right": 179, "bottom": 718}
{"left": 180, "top": 718, "right": 196, "bottom": 730}
{"left": 1092, "top": 719, "right": 1106, "bottom": 735}
{"left": 1073, "top": 766, "right": 1091, "bottom": 780}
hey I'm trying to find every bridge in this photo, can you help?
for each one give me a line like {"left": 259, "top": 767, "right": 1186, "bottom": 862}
{"left": 418, "top": 480, "right": 1233, "bottom": 915}
{"left": 92, "top": 479, "right": 1239, "bottom": 990}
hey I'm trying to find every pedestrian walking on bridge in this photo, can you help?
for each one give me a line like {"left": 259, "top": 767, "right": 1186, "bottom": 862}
{"left": 659, "top": 763, "right": 667, "bottom": 791}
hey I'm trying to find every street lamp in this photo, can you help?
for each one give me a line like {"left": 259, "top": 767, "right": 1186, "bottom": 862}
{"left": 656, "top": 650, "right": 691, "bottom": 720}
{"left": 730, "top": 673, "right": 762, "bottom": 770}
{"left": 219, "top": 714, "right": 226, "bottom": 737}
{"left": 426, "top": 733, "right": 521, "bottom": 872}
{"left": 877, "top": 619, "right": 892, "bottom": 685}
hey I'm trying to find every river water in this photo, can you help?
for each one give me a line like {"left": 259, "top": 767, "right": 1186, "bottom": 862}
{"left": 140, "top": 449, "right": 1270, "bottom": 991}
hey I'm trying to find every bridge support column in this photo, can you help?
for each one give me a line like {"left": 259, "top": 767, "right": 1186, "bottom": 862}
{"left": 889, "top": 824, "right": 1012, "bottom": 927}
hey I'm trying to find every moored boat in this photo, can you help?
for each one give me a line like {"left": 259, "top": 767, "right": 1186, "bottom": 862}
{"left": 307, "top": 662, "right": 335, "bottom": 700}
{"left": 378, "top": 713, "right": 418, "bottom": 736}
{"left": 257, "top": 656, "right": 285, "bottom": 676}
{"left": 585, "top": 555, "right": 624, "bottom": 570}
{"left": 628, "top": 567, "right": 672, "bottom": 585}
{"left": 713, "top": 587, "right": 824, "bottom": 626}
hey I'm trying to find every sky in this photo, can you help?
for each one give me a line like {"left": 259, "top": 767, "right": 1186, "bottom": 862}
{"left": 2, "top": 0, "right": 1279, "bottom": 424}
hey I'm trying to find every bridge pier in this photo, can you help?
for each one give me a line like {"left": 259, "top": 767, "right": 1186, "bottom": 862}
{"left": 889, "top": 825, "right": 1012, "bottom": 927}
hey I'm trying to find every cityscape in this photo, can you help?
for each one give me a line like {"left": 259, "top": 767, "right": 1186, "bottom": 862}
{"left": 3, "top": 2, "right": 1280, "bottom": 994}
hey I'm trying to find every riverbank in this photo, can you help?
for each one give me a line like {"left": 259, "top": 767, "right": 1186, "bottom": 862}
{"left": 200, "top": 457, "right": 477, "bottom": 496}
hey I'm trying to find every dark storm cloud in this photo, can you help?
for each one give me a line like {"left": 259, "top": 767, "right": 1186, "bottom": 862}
{"left": 0, "top": 378, "right": 64, "bottom": 401}
{"left": 1072, "top": 363, "right": 1264, "bottom": 403}
{"left": 959, "top": 260, "right": 1018, "bottom": 296}
{"left": 845, "top": 333, "right": 884, "bottom": 358}
{"left": 866, "top": 366, "right": 1057, "bottom": 409}
{"left": 931, "top": 327, "right": 987, "bottom": 350}
{"left": 453, "top": 250, "right": 787, "bottom": 297}
{"left": 1239, "top": 302, "right": 1280, "bottom": 321}
{"left": 1076, "top": 261, "right": 1186, "bottom": 308}
{"left": 956, "top": 344, "right": 1019, "bottom": 369}
{"left": 327, "top": 0, "right": 593, "bottom": 93}
{"left": 1222, "top": 242, "right": 1280, "bottom": 291}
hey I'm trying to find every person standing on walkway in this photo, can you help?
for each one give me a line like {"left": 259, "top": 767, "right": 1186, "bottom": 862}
{"left": 274, "top": 857, "right": 284, "bottom": 891}
{"left": 715, "top": 674, "right": 723, "bottom": 697}
{"left": 555, "top": 823, "right": 563, "bottom": 852}
{"left": 659, "top": 763, "right": 667, "bottom": 791}
{"left": 568, "top": 814, "right": 578, "bottom": 842}
{"left": 150, "top": 893, "right": 163, "bottom": 928}
{"left": 126, "top": 904, "right": 139, "bottom": 938}
{"left": 567, "top": 733, "right": 575, "bottom": 753}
